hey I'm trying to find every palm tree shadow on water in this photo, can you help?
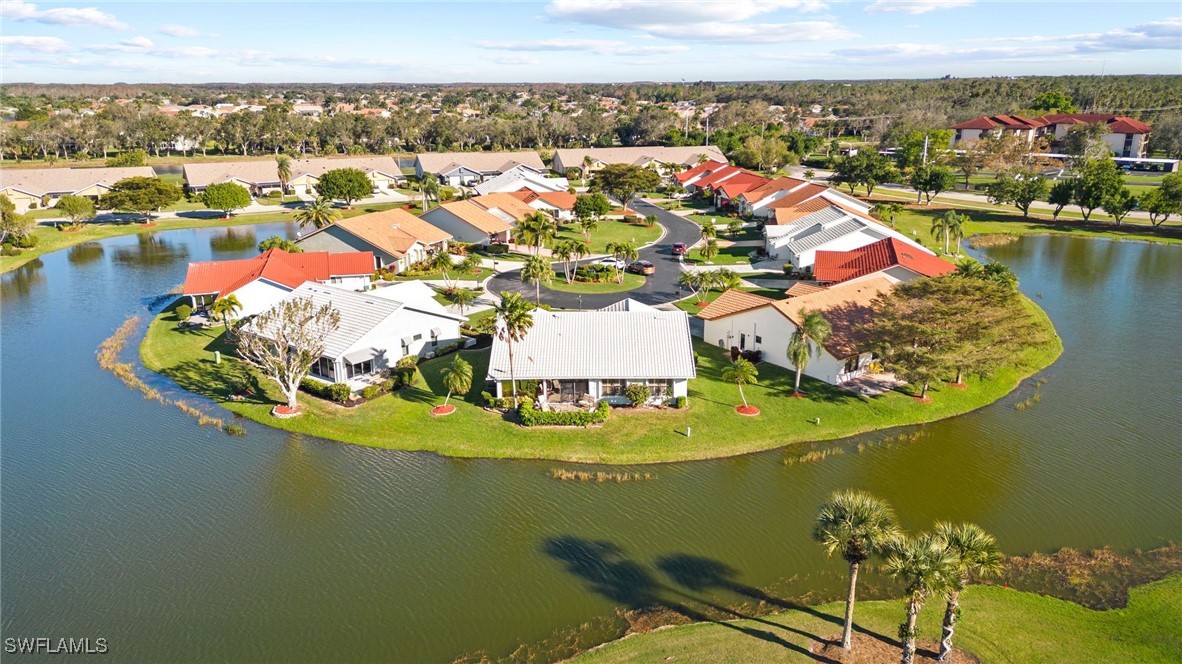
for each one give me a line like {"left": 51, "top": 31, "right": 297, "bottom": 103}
{"left": 541, "top": 536, "right": 847, "bottom": 661}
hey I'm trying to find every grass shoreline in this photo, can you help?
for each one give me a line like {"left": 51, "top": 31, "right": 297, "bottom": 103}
{"left": 138, "top": 293, "right": 1061, "bottom": 465}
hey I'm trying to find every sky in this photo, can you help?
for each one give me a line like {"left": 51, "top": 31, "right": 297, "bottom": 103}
{"left": 1, "top": 0, "right": 1179, "bottom": 84}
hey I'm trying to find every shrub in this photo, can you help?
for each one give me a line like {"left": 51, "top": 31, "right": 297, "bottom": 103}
{"left": 266, "top": 190, "right": 282, "bottom": 199}
{"left": 519, "top": 399, "right": 609, "bottom": 427}
{"left": 739, "top": 349, "right": 763, "bottom": 363}
{"left": 175, "top": 304, "right": 193, "bottom": 322}
{"left": 434, "top": 341, "right": 463, "bottom": 356}
{"left": 624, "top": 383, "right": 651, "bottom": 407}
{"left": 482, "top": 391, "right": 514, "bottom": 409}
{"left": 675, "top": 396, "right": 687, "bottom": 409}
{"left": 1, "top": 244, "right": 21, "bottom": 256}
{"left": 360, "top": 385, "right": 381, "bottom": 400}
{"left": 730, "top": 346, "right": 741, "bottom": 361}
{"left": 727, "top": 219, "right": 743, "bottom": 234}
{"left": 379, "top": 379, "right": 396, "bottom": 392}
{"left": 327, "top": 383, "right": 353, "bottom": 403}
{"left": 783, "top": 262, "right": 794, "bottom": 275}
{"left": 11, "top": 234, "right": 38, "bottom": 248}
{"left": 485, "top": 243, "right": 510, "bottom": 254}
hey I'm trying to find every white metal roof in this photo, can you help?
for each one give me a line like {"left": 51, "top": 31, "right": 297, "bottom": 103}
{"left": 486, "top": 308, "right": 696, "bottom": 381}
{"left": 285, "top": 283, "right": 404, "bottom": 358}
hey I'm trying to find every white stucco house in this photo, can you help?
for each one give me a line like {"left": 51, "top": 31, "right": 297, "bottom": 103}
{"left": 486, "top": 299, "right": 696, "bottom": 406}
{"left": 763, "top": 203, "right": 933, "bottom": 270}
{"left": 280, "top": 281, "right": 465, "bottom": 389}
{"left": 181, "top": 248, "right": 374, "bottom": 319}
{"left": 472, "top": 164, "right": 569, "bottom": 196}
{"left": 420, "top": 193, "right": 535, "bottom": 245}
{"left": 0, "top": 166, "right": 158, "bottom": 213}
{"left": 295, "top": 208, "right": 452, "bottom": 273}
{"left": 697, "top": 278, "right": 893, "bottom": 385}
{"left": 414, "top": 151, "right": 547, "bottom": 186}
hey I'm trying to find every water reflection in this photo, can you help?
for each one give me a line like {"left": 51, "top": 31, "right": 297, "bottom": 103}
{"left": 209, "top": 228, "right": 257, "bottom": 254}
{"left": 67, "top": 242, "right": 105, "bottom": 265}
{"left": 112, "top": 233, "right": 189, "bottom": 266}
{"left": 268, "top": 433, "right": 338, "bottom": 524}
{"left": 0, "top": 259, "right": 45, "bottom": 299}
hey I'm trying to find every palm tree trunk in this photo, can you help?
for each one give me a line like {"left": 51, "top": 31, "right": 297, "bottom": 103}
{"left": 536, "top": 281, "right": 541, "bottom": 306}
{"left": 508, "top": 341, "right": 518, "bottom": 407}
{"left": 901, "top": 599, "right": 921, "bottom": 664}
{"left": 443, "top": 389, "right": 452, "bottom": 407}
{"left": 842, "top": 561, "right": 859, "bottom": 650}
{"left": 944, "top": 229, "right": 950, "bottom": 255}
{"left": 794, "top": 367, "right": 803, "bottom": 393}
{"left": 938, "top": 591, "right": 960, "bottom": 661}
{"left": 738, "top": 384, "right": 747, "bottom": 407}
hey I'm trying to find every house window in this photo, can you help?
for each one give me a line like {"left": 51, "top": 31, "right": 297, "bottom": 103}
{"left": 346, "top": 359, "right": 374, "bottom": 379}
{"left": 601, "top": 379, "right": 625, "bottom": 396}
{"left": 739, "top": 333, "right": 747, "bottom": 350}
{"left": 413, "top": 334, "right": 422, "bottom": 341}
{"left": 313, "top": 356, "right": 336, "bottom": 380}
{"left": 647, "top": 379, "right": 672, "bottom": 397}
{"left": 844, "top": 356, "right": 862, "bottom": 374}
{"left": 755, "top": 335, "right": 762, "bottom": 345}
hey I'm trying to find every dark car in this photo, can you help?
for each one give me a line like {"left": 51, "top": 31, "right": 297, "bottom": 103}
{"left": 671, "top": 242, "right": 688, "bottom": 256}
{"left": 627, "top": 260, "right": 656, "bottom": 276}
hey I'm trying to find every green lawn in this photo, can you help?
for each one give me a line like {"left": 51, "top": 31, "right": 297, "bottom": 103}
{"left": 576, "top": 574, "right": 1182, "bottom": 663}
{"left": 686, "top": 243, "right": 754, "bottom": 266}
{"left": 139, "top": 294, "right": 1059, "bottom": 464}
{"left": 554, "top": 219, "right": 663, "bottom": 255}
{"left": 547, "top": 272, "right": 646, "bottom": 294}
{"left": 1, "top": 201, "right": 413, "bottom": 274}
{"left": 390, "top": 266, "right": 492, "bottom": 282}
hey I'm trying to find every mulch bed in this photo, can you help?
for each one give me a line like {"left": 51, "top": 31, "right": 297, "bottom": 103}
{"left": 913, "top": 395, "right": 934, "bottom": 403}
{"left": 812, "top": 633, "right": 978, "bottom": 663}
{"left": 430, "top": 404, "right": 456, "bottom": 416}
{"left": 948, "top": 382, "right": 968, "bottom": 389}
{"left": 789, "top": 391, "right": 808, "bottom": 399}
{"left": 271, "top": 405, "right": 302, "bottom": 418}
{"left": 735, "top": 405, "right": 761, "bottom": 416}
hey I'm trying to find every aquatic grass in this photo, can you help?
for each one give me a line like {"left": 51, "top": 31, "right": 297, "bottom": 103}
{"left": 783, "top": 448, "right": 845, "bottom": 465}
{"left": 550, "top": 468, "right": 655, "bottom": 482}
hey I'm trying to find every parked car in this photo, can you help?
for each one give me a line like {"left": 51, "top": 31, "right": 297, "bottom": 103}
{"left": 595, "top": 257, "right": 627, "bottom": 270}
{"left": 671, "top": 242, "right": 688, "bottom": 256}
{"left": 627, "top": 260, "right": 656, "bottom": 276}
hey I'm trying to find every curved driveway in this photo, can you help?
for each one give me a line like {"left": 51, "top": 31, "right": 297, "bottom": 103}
{"left": 485, "top": 200, "right": 703, "bottom": 309}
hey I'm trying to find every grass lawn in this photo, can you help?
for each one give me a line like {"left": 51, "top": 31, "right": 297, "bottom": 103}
{"left": 674, "top": 287, "right": 788, "bottom": 314}
{"left": 547, "top": 272, "right": 646, "bottom": 294}
{"left": 390, "top": 267, "right": 493, "bottom": 282}
{"left": 575, "top": 574, "right": 1182, "bottom": 663}
{"left": 139, "top": 293, "right": 1059, "bottom": 464}
{"left": 254, "top": 195, "right": 302, "bottom": 206}
{"left": 555, "top": 219, "right": 663, "bottom": 255}
{"left": 686, "top": 244, "right": 754, "bottom": 266}
{"left": 1, "top": 201, "right": 414, "bottom": 274}
{"left": 688, "top": 213, "right": 730, "bottom": 228}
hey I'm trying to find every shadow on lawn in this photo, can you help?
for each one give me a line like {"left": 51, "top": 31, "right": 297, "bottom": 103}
{"left": 542, "top": 535, "right": 869, "bottom": 661}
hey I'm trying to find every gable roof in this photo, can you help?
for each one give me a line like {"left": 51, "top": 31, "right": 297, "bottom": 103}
{"left": 302, "top": 208, "right": 451, "bottom": 258}
{"left": 769, "top": 276, "right": 893, "bottom": 358}
{"left": 716, "top": 173, "right": 771, "bottom": 199}
{"left": 771, "top": 197, "right": 832, "bottom": 224}
{"left": 1, "top": 166, "right": 158, "bottom": 196}
{"left": 182, "top": 161, "right": 280, "bottom": 188}
{"left": 280, "top": 283, "right": 402, "bottom": 358}
{"left": 415, "top": 151, "right": 545, "bottom": 175}
{"left": 784, "top": 282, "right": 828, "bottom": 298}
{"left": 425, "top": 200, "right": 512, "bottom": 234}
{"left": 469, "top": 192, "right": 536, "bottom": 221}
{"left": 555, "top": 146, "right": 726, "bottom": 170}
{"left": 472, "top": 166, "right": 568, "bottom": 195}
{"left": 756, "top": 182, "right": 828, "bottom": 209}
{"left": 739, "top": 177, "right": 810, "bottom": 205}
{"left": 288, "top": 156, "right": 402, "bottom": 179}
{"left": 182, "top": 248, "right": 373, "bottom": 298}
{"left": 813, "top": 237, "right": 956, "bottom": 284}
{"left": 690, "top": 165, "right": 752, "bottom": 190}
{"left": 674, "top": 159, "right": 728, "bottom": 184}
{"left": 955, "top": 113, "right": 1152, "bottom": 135}
{"left": 697, "top": 289, "right": 777, "bottom": 321}
{"left": 487, "top": 308, "right": 696, "bottom": 381}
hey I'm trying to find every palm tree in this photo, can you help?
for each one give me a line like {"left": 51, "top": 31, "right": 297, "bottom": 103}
{"left": 677, "top": 270, "right": 702, "bottom": 301}
{"left": 578, "top": 215, "right": 598, "bottom": 243}
{"left": 982, "top": 261, "right": 1017, "bottom": 289}
{"left": 605, "top": 241, "right": 638, "bottom": 283}
{"left": 883, "top": 533, "right": 959, "bottom": 664}
{"left": 439, "top": 355, "right": 473, "bottom": 407}
{"left": 931, "top": 522, "right": 1003, "bottom": 662}
{"left": 582, "top": 155, "right": 594, "bottom": 184}
{"left": 275, "top": 154, "right": 292, "bottom": 195}
{"left": 552, "top": 239, "right": 585, "bottom": 284}
{"left": 209, "top": 294, "right": 242, "bottom": 331}
{"left": 931, "top": 210, "right": 966, "bottom": 255}
{"left": 494, "top": 292, "right": 534, "bottom": 407}
{"left": 786, "top": 309, "right": 832, "bottom": 395}
{"left": 954, "top": 257, "right": 983, "bottom": 277}
{"left": 512, "top": 213, "right": 557, "bottom": 255}
{"left": 521, "top": 255, "right": 554, "bottom": 305}
{"left": 447, "top": 287, "right": 477, "bottom": 315}
{"left": 721, "top": 357, "right": 758, "bottom": 408}
{"left": 700, "top": 238, "right": 720, "bottom": 264}
{"left": 874, "top": 202, "right": 904, "bottom": 227}
{"left": 700, "top": 220, "right": 717, "bottom": 240}
{"left": 458, "top": 252, "right": 483, "bottom": 276}
{"left": 420, "top": 178, "right": 441, "bottom": 211}
{"left": 428, "top": 250, "right": 455, "bottom": 289}
{"left": 812, "top": 491, "right": 903, "bottom": 652}
{"left": 294, "top": 197, "right": 341, "bottom": 229}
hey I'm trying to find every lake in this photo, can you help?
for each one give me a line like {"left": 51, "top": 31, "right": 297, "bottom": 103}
{"left": 2, "top": 226, "right": 1180, "bottom": 662}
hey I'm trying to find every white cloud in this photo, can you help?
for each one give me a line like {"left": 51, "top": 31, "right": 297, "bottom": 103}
{"left": 86, "top": 38, "right": 218, "bottom": 59}
{"left": 964, "top": 17, "right": 1182, "bottom": 52}
{"left": 477, "top": 38, "right": 689, "bottom": 56}
{"left": 643, "top": 21, "right": 856, "bottom": 43}
{"left": 832, "top": 42, "right": 1074, "bottom": 63}
{"left": 0, "top": 0, "right": 127, "bottom": 30}
{"left": 494, "top": 54, "right": 540, "bottom": 65}
{"left": 237, "top": 50, "right": 407, "bottom": 70}
{"left": 0, "top": 35, "right": 70, "bottom": 52}
{"left": 545, "top": 0, "right": 826, "bottom": 27}
{"left": 159, "top": 24, "right": 201, "bottom": 38}
{"left": 864, "top": 0, "right": 974, "bottom": 14}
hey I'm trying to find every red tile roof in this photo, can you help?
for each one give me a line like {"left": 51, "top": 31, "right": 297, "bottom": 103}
{"left": 956, "top": 113, "right": 1152, "bottom": 135}
{"left": 770, "top": 197, "right": 832, "bottom": 224}
{"left": 763, "top": 183, "right": 831, "bottom": 210}
{"left": 739, "top": 177, "right": 810, "bottom": 205}
{"left": 183, "top": 248, "right": 373, "bottom": 298}
{"left": 675, "top": 159, "right": 728, "bottom": 184}
{"left": 716, "top": 173, "right": 770, "bottom": 199}
{"left": 813, "top": 238, "right": 955, "bottom": 284}
{"left": 1106, "top": 116, "right": 1152, "bottom": 134}
{"left": 690, "top": 165, "right": 751, "bottom": 190}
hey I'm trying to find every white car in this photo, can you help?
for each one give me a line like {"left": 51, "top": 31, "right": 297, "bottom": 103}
{"left": 594, "top": 257, "right": 627, "bottom": 270}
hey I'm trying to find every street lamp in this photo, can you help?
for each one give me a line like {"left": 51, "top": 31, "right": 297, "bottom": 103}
{"left": 578, "top": 294, "right": 583, "bottom": 310}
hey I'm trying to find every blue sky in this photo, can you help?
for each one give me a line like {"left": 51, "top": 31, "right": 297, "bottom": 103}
{"left": 2, "top": 0, "right": 1179, "bottom": 84}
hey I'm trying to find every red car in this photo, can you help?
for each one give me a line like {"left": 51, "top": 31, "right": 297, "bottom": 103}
{"left": 671, "top": 242, "right": 688, "bottom": 256}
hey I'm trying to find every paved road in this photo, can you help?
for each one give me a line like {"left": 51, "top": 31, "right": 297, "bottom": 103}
{"left": 486, "top": 200, "right": 702, "bottom": 309}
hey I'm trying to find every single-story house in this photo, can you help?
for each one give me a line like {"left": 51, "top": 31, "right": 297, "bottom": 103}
{"left": 674, "top": 159, "right": 729, "bottom": 188}
{"left": 181, "top": 248, "right": 373, "bottom": 318}
{"left": 286, "top": 156, "right": 405, "bottom": 196}
{"left": 698, "top": 277, "right": 894, "bottom": 385}
{"left": 552, "top": 146, "right": 727, "bottom": 179}
{"left": 764, "top": 203, "right": 931, "bottom": 270}
{"left": 812, "top": 237, "right": 955, "bottom": 286}
{"left": 732, "top": 178, "right": 874, "bottom": 219}
{"left": 294, "top": 208, "right": 452, "bottom": 273}
{"left": 0, "top": 166, "right": 157, "bottom": 212}
{"left": 473, "top": 164, "right": 569, "bottom": 196}
{"left": 182, "top": 161, "right": 281, "bottom": 196}
{"left": 420, "top": 193, "right": 535, "bottom": 245}
{"left": 486, "top": 300, "right": 697, "bottom": 405}
{"left": 414, "top": 151, "right": 547, "bottom": 186}
{"left": 508, "top": 189, "right": 578, "bottom": 221}
{"left": 681, "top": 164, "right": 759, "bottom": 195}
{"left": 263, "top": 281, "right": 465, "bottom": 390}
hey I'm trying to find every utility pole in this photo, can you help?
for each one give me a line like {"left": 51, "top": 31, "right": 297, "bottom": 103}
{"left": 705, "top": 114, "right": 710, "bottom": 146}
{"left": 922, "top": 133, "right": 930, "bottom": 167}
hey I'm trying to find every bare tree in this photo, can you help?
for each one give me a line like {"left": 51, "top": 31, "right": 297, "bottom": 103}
{"left": 235, "top": 297, "right": 341, "bottom": 411}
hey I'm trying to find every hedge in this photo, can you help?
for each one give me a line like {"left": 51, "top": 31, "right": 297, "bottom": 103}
{"left": 518, "top": 399, "right": 610, "bottom": 427}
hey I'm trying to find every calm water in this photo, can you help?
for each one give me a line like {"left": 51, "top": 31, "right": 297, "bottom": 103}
{"left": 2, "top": 228, "right": 1180, "bottom": 662}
